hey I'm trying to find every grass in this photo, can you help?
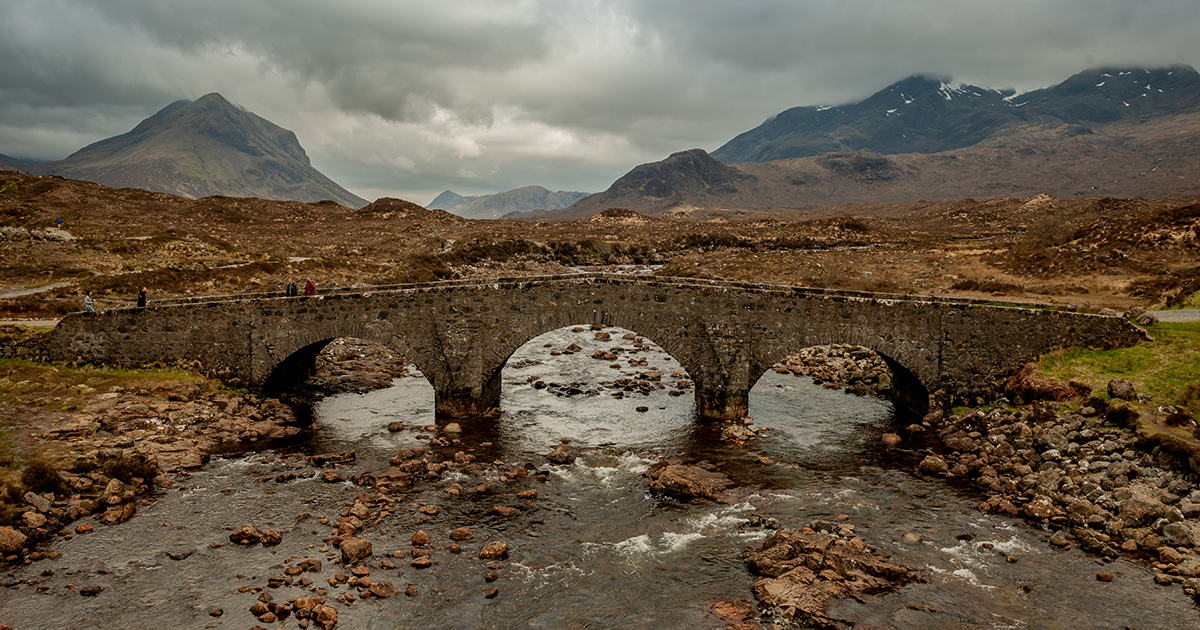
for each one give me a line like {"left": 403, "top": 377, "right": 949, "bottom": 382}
{"left": 1032, "top": 320, "right": 1200, "bottom": 461}
{"left": 1040, "top": 321, "right": 1200, "bottom": 409}
{"left": 0, "top": 359, "right": 212, "bottom": 487}
{"left": 1036, "top": 321, "right": 1200, "bottom": 414}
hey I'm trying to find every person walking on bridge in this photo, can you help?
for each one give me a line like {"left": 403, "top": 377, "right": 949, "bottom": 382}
{"left": 136, "top": 287, "right": 147, "bottom": 308}
{"left": 304, "top": 277, "right": 316, "bottom": 296}
{"left": 84, "top": 291, "right": 94, "bottom": 312}
{"left": 286, "top": 279, "right": 298, "bottom": 297}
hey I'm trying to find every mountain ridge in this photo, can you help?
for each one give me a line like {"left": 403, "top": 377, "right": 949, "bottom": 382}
{"left": 712, "top": 65, "right": 1200, "bottom": 164}
{"left": 517, "top": 65, "right": 1200, "bottom": 221}
{"left": 428, "top": 185, "right": 589, "bottom": 219}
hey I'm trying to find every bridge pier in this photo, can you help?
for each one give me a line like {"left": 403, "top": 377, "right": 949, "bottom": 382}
{"left": 696, "top": 387, "right": 749, "bottom": 422}
{"left": 433, "top": 367, "right": 503, "bottom": 418}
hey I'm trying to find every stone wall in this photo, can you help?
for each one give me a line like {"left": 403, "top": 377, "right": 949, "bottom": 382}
{"left": 45, "top": 274, "right": 1146, "bottom": 422}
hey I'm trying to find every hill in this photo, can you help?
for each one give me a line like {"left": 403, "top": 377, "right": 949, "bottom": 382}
{"left": 429, "top": 186, "right": 589, "bottom": 219}
{"left": 20, "top": 93, "right": 367, "bottom": 208}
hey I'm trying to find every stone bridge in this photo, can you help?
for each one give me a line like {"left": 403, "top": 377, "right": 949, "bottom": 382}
{"left": 46, "top": 273, "right": 1144, "bottom": 421}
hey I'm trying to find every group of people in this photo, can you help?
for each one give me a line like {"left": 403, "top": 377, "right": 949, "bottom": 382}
{"left": 83, "top": 286, "right": 147, "bottom": 312}
{"left": 285, "top": 277, "right": 317, "bottom": 297}
{"left": 84, "top": 276, "right": 318, "bottom": 313}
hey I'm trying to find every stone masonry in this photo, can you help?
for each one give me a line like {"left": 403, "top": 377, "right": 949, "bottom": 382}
{"left": 45, "top": 273, "right": 1145, "bottom": 422}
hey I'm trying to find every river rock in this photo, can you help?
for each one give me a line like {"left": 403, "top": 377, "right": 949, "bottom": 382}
{"left": 880, "top": 433, "right": 901, "bottom": 447}
{"left": 0, "top": 526, "right": 27, "bottom": 553}
{"left": 1119, "top": 497, "right": 1167, "bottom": 527}
{"left": 645, "top": 462, "right": 732, "bottom": 501}
{"left": 23, "top": 491, "right": 51, "bottom": 513}
{"left": 743, "top": 529, "right": 923, "bottom": 628}
{"left": 478, "top": 541, "right": 509, "bottom": 560}
{"left": 1162, "top": 521, "right": 1196, "bottom": 547}
{"left": 260, "top": 529, "right": 282, "bottom": 546}
{"left": 547, "top": 442, "right": 575, "bottom": 465}
{"left": 341, "top": 537, "right": 373, "bottom": 563}
{"left": 229, "top": 523, "right": 263, "bottom": 545}
{"left": 918, "top": 455, "right": 949, "bottom": 474}
{"left": 22, "top": 511, "right": 46, "bottom": 528}
{"left": 450, "top": 527, "right": 475, "bottom": 541}
{"left": 1107, "top": 378, "right": 1137, "bottom": 401}
{"left": 314, "top": 604, "right": 338, "bottom": 629}
{"left": 369, "top": 580, "right": 398, "bottom": 598}
{"left": 411, "top": 530, "right": 431, "bottom": 545}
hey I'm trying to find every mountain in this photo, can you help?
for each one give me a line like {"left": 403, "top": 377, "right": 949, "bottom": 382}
{"left": 505, "top": 65, "right": 1200, "bottom": 221}
{"left": 428, "top": 185, "right": 589, "bottom": 219}
{"left": 22, "top": 93, "right": 367, "bottom": 208}
{"left": 712, "top": 65, "right": 1200, "bottom": 164}
{"left": 552, "top": 149, "right": 755, "bottom": 219}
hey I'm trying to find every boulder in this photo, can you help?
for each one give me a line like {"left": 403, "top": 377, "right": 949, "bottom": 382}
{"left": 547, "top": 442, "right": 575, "bottom": 465}
{"left": 369, "top": 581, "right": 399, "bottom": 598}
{"left": 1107, "top": 378, "right": 1137, "bottom": 401}
{"left": 478, "top": 541, "right": 509, "bottom": 560}
{"left": 229, "top": 523, "right": 263, "bottom": 545}
{"left": 645, "top": 462, "right": 733, "bottom": 501}
{"left": 341, "top": 537, "right": 373, "bottom": 564}
{"left": 23, "top": 492, "right": 51, "bottom": 513}
{"left": 22, "top": 511, "right": 46, "bottom": 529}
{"left": 450, "top": 527, "right": 475, "bottom": 541}
{"left": 917, "top": 455, "right": 949, "bottom": 474}
{"left": 1118, "top": 497, "right": 1166, "bottom": 527}
{"left": 0, "top": 526, "right": 27, "bottom": 553}
{"left": 1161, "top": 522, "right": 1195, "bottom": 548}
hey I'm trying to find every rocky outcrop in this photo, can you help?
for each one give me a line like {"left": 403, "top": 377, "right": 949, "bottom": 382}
{"left": 923, "top": 401, "right": 1200, "bottom": 601}
{"left": 743, "top": 529, "right": 924, "bottom": 629}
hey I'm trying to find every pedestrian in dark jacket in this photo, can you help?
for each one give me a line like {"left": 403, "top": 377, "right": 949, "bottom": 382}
{"left": 286, "top": 279, "right": 298, "bottom": 297}
{"left": 136, "top": 287, "right": 147, "bottom": 308}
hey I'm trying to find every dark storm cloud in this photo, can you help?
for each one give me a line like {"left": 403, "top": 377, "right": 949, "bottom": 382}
{"left": 1, "top": 0, "right": 1197, "bottom": 202}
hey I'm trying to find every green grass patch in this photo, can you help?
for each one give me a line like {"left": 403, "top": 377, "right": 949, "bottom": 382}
{"left": 1037, "top": 321, "right": 1200, "bottom": 414}
{"left": 0, "top": 359, "right": 201, "bottom": 412}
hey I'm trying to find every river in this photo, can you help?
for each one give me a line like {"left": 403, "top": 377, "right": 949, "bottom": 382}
{"left": 0, "top": 325, "right": 1196, "bottom": 629}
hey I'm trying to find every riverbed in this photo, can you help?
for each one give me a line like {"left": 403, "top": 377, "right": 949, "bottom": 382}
{"left": 0, "top": 325, "right": 1196, "bottom": 629}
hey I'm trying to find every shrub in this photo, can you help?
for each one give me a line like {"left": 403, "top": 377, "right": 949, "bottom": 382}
{"left": 1004, "top": 363, "right": 1077, "bottom": 402}
{"left": 103, "top": 451, "right": 159, "bottom": 483}
{"left": 20, "top": 457, "right": 66, "bottom": 494}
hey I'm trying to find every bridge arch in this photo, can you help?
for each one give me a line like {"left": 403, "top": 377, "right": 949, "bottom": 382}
{"left": 250, "top": 303, "right": 432, "bottom": 398}
{"left": 750, "top": 329, "right": 934, "bottom": 415}
{"left": 448, "top": 297, "right": 717, "bottom": 418}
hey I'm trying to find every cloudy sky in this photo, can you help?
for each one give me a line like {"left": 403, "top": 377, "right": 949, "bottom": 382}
{"left": 2, "top": 0, "right": 1198, "bottom": 206}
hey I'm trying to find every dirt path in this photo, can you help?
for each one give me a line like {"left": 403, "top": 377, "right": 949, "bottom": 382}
{"left": 0, "top": 319, "right": 59, "bottom": 328}
{"left": 1150, "top": 309, "right": 1200, "bottom": 322}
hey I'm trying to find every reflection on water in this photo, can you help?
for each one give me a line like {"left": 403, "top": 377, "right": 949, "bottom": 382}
{"left": 0, "top": 325, "right": 1196, "bottom": 629}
